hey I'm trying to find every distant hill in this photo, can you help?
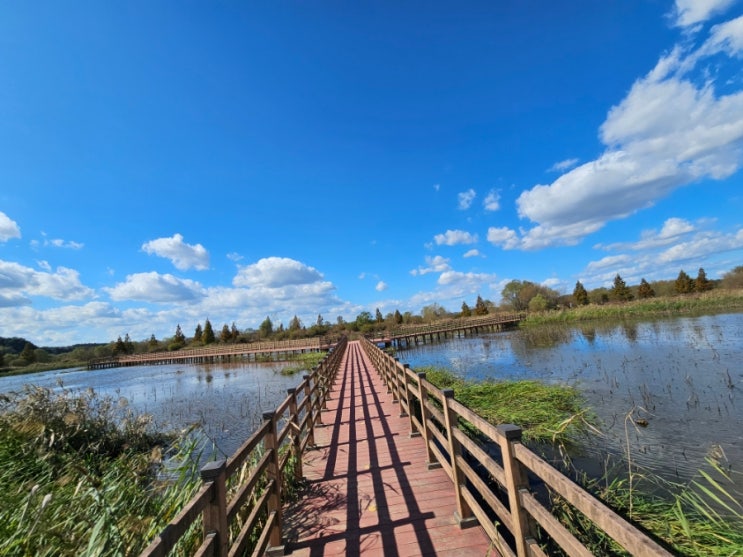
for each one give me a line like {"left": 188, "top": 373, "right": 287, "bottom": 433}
{"left": 0, "top": 337, "right": 105, "bottom": 355}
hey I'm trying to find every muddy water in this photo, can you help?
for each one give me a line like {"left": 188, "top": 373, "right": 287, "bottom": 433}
{"left": 396, "top": 313, "right": 743, "bottom": 501}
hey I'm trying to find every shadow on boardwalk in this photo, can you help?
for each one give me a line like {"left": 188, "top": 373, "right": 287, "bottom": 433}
{"left": 283, "top": 341, "right": 496, "bottom": 557}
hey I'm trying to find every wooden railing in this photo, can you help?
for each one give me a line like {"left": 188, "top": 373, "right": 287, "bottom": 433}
{"left": 359, "top": 336, "right": 673, "bottom": 557}
{"left": 139, "top": 336, "right": 347, "bottom": 557}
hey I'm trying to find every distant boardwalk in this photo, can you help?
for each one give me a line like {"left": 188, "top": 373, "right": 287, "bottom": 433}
{"left": 88, "top": 337, "right": 335, "bottom": 370}
{"left": 283, "top": 341, "right": 495, "bottom": 556}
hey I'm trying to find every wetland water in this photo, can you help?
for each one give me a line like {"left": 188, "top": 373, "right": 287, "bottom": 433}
{"left": 1, "top": 313, "right": 741, "bottom": 502}
{"left": 0, "top": 360, "right": 300, "bottom": 459}
{"left": 397, "top": 312, "right": 743, "bottom": 500}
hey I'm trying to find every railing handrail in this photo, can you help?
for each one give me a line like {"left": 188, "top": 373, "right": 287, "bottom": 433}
{"left": 139, "top": 336, "right": 348, "bottom": 557}
{"left": 358, "top": 336, "right": 673, "bottom": 557}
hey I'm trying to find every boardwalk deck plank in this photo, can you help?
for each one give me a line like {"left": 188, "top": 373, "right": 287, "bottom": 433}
{"left": 283, "top": 341, "right": 497, "bottom": 556}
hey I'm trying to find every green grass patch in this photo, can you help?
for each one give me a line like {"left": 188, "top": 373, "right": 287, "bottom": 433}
{"left": 419, "top": 367, "right": 590, "bottom": 443}
{"left": 278, "top": 351, "right": 327, "bottom": 376}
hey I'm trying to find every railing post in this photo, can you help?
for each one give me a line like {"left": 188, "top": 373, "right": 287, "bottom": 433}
{"left": 287, "top": 387, "right": 303, "bottom": 482}
{"left": 416, "top": 373, "right": 439, "bottom": 469}
{"left": 497, "top": 424, "right": 537, "bottom": 557}
{"left": 200, "top": 459, "right": 229, "bottom": 557}
{"left": 400, "top": 363, "right": 410, "bottom": 419}
{"left": 302, "top": 374, "right": 316, "bottom": 445}
{"left": 263, "top": 411, "right": 284, "bottom": 554}
{"left": 441, "top": 389, "right": 475, "bottom": 527}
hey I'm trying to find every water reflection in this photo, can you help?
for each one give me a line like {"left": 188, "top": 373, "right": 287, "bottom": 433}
{"left": 397, "top": 313, "right": 743, "bottom": 501}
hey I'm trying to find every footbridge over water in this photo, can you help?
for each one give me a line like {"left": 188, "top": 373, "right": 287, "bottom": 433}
{"left": 139, "top": 336, "right": 674, "bottom": 557}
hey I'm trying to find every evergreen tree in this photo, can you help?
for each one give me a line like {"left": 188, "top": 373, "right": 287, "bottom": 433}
{"left": 393, "top": 310, "right": 403, "bottom": 325}
{"left": 193, "top": 323, "right": 203, "bottom": 343}
{"left": 573, "top": 281, "right": 589, "bottom": 305}
{"left": 20, "top": 342, "right": 36, "bottom": 365}
{"left": 375, "top": 308, "right": 384, "bottom": 323}
{"left": 461, "top": 301, "right": 472, "bottom": 317}
{"left": 259, "top": 316, "right": 273, "bottom": 338}
{"left": 220, "top": 323, "right": 231, "bottom": 343}
{"left": 203, "top": 319, "right": 215, "bottom": 344}
{"left": 695, "top": 267, "right": 712, "bottom": 292}
{"left": 148, "top": 334, "right": 159, "bottom": 351}
{"left": 474, "top": 295, "right": 489, "bottom": 315}
{"left": 173, "top": 325, "right": 186, "bottom": 347}
{"left": 637, "top": 278, "right": 655, "bottom": 299}
{"left": 114, "top": 335, "right": 127, "bottom": 355}
{"left": 288, "top": 315, "right": 302, "bottom": 331}
{"left": 675, "top": 270, "right": 694, "bottom": 294}
{"left": 124, "top": 333, "right": 134, "bottom": 354}
{"left": 316, "top": 314, "right": 324, "bottom": 327}
{"left": 231, "top": 322, "right": 239, "bottom": 341}
{"left": 611, "top": 274, "right": 634, "bottom": 301}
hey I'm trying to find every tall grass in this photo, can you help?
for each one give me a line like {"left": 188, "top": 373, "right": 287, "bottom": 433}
{"left": 0, "top": 386, "right": 204, "bottom": 556}
{"left": 523, "top": 290, "right": 743, "bottom": 326}
{"left": 419, "top": 366, "right": 591, "bottom": 443}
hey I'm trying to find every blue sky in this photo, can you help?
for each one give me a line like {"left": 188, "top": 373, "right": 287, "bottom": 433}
{"left": 1, "top": 0, "right": 743, "bottom": 346}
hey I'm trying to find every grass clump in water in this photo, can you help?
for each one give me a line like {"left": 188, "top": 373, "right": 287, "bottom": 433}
{"left": 419, "top": 367, "right": 590, "bottom": 443}
{"left": 279, "top": 351, "right": 327, "bottom": 376}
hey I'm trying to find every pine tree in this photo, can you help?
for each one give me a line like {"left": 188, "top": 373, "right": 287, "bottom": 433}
{"left": 393, "top": 310, "right": 403, "bottom": 324}
{"left": 174, "top": 325, "right": 186, "bottom": 346}
{"left": 675, "top": 270, "right": 694, "bottom": 294}
{"left": 114, "top": 335, "right": 127, "bottom": 355}
{"left": 695, "top": 267, "right": 712, "bottom": 292}
{"left": 20, "top": 342, "right": 36, "bottom": 365}
{"left": 375, "top": 308, "right": 384, "bottom": 323}
{"left": 474, "top": 295, "right": 489, "bottom": 315}
{"left": 220, "top": 324, "right": 231, "bottom": 343}
{"left": 611, "top": 274, "right": 634, "bottom": 301}
{"left": 231, "top": 322, "right": 239, "bottom": 341}
{"left": 288, "top": 315, "right": 302, "bottom": 331}
{"left": 203, "top": 319, "right": 215, "bottom": 344}
{"left": 259, "top": 316, "right": 273, "bottom": 338}
{"left": 573, "top": 281, "right": 589, "bottom": 305}
{"left": 461, "top": 301, "right": 472, "bottom": 317}
{"left": 193, "top": 323, "right": 203, "bottom": 343}
{"left": 124, "top": 333, "right": 134, "bottom": 354}
{"left": 637, "top": 278, "right": 655, "bottom": 299}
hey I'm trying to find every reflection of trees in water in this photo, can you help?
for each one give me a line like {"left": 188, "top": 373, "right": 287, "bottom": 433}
{"left": 579, "top": 325, "right": 596, "bottom": 344}
{"left": 621, "top": 321, "right": 638, "bottom": 342}
{"left": 514, "top": 325, "right": 573, "bottom": 351}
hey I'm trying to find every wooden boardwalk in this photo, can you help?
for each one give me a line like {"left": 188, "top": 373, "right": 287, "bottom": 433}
{"left": 283, "top": 341, "right": 496, "bottom": 557}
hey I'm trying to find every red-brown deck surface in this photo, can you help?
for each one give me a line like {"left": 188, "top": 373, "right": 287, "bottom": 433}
{"left": 283, "top": 341, "right": 496, "bottom": 556}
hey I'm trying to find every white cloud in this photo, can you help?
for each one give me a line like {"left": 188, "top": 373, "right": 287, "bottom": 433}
{"left": 106, "top": 272, "right": 204, "bottom": 303}
{"left": 0, "top": 259, "right": 94, "bottom": 303}
{"left": 483, "top": 190, "right": 501, "bottom": 211}
{"left": 463, "top": 249, "right": 481, "bottom": 258}
{"left": 496, "top": 20, "right": 743, "bottom": 251}
{"left": 549, "top": 158, "right": 580, "bottom": 172}
{"left": 458, "top": 188, "right": 476, "bottom": 210}
{"left": 671, "top": 0, "right": 736, "bottom": 28}
{"left": 375, "top": 281, "right": 388, "bottom": 292}
{"left": 658, "top": 228, "right": 743, "bottom": 262}
{"left": 142, "top": 233, "right": 209, "bottom": 271}
{"left": 597, "top": 217, "right": 697, "bottom": 251}
{"left": 234, "top": 257, "right": 325, "bottom": 288}
{"left": 433, "top": 229, "right": 478, "bottom": 246}
{"left": 586, "top": 255, "right": 632, "bottom": 272}
{"left": 227, "top": 252, "right": 243, "bottom": 262}
{"left": 410, "top": 255, "right": 451, "bottom": 276}
{"left": 49, "top": 238, "right": 84, "bottom": 249}
{"left": 0, "top": 211, "right": 21, "bottom": 242}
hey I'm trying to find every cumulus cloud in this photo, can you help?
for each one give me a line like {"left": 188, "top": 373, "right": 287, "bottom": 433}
{"left": 463, "top": 249, "right": 481, "bottom": 258}
{"left": 671, "top": 0, "right": 736, "bottom": 28}
{"left": 234, "top": 257, "right": 325, "bottom": 288}
{"left": 483, "top": 190, "right": 501, "bottom": 211}
{"left": 142, "top": 233, "right": 209, "bottom": 271}
{"left": 410, "top": 255, "right": 451, "bottom": 276}
{"left": 458, "top": 188, "right": 476, "bottom": 210}
{"left": 491, "top": 18, "right": 743, "bottom": 250}
{"left": 0, "top": 211, "right": 21, "bottom": 242}
{"left": 433, "top": 229, "right": 478, "bottom": 246}
{"left": 106, "top": 272, "right": 204, "bottom": 303}
{"left": 375, "top": 281, "right": 388, "bottom": 292}
{"left": 597, "top": 217, "right": 697, "bottom": 251}
{"left": 0, "top": 259, "right": 94, "bottom": 303}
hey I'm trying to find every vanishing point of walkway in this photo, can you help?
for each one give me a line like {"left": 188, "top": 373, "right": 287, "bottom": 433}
{"left": 284, "top": 341, "right": 496, "bottom": 556}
